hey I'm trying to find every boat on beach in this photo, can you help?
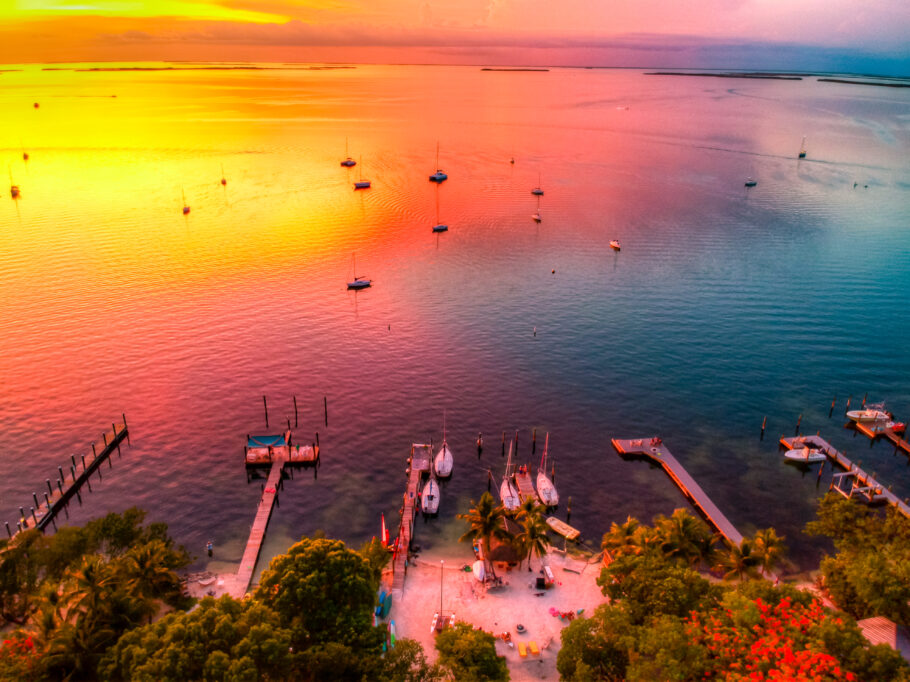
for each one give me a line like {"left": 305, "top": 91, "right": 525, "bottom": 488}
{"left": 499, "top": 440, "right": 520, "bottom": 511}
{"left": 847, "top": 403, "right": 890, "bottom": 422}
{"left": 784, "top": 446, "right": 826, "bottom": 463}
{"left": 536, "top": 433, "right": 558, "bottom": 507}
{"left": 546, "top": 516, "right": 580, "bottom": 541}
{"left": 435, "top": 413, "right": 453, "bottom": 478}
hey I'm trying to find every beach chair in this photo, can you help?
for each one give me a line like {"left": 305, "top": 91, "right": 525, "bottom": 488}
{"left": 518, "top": 642, "right": 527, "bottom": 658}
{"left": 529, "top": 641, "right": 540, "bottom": 655}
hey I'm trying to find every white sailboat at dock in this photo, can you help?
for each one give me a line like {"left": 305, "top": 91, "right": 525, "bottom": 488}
{"left": 536, "top": 432, "right": 558, "bottom": 507}
{"left": 435, "top": 412, "right": 453, "bottom": 478}
{"left": 499, "top": 440, "right": 520, "bottom": 511}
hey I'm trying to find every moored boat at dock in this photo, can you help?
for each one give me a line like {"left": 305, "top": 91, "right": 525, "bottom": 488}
{"left": 784, "top": 446, "right": 826, "bottom": 463}
{"left": 846, "top": 403, "right": 890, "bottom": 422}
{"left": 434, "top": 412, "right": 453, "bottom": 477}
{"left": 499, "top": 440, "right": 520, "bottom": 510}
{"left": 536, "top": 433, "right": 558, "bottom": 506}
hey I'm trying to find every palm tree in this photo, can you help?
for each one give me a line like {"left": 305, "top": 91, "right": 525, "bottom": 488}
{"left": 601, "top": 516, "right": 658, "bottom": 560}
{"left": 517, "top": 513, "right": 551, "bottom": 572}
{"left": 655, "top": 508, "right": 716, "bottom": 568}
{"left": 117, "top": 539, "right": 181, "bottom": 622}
{"left": 714, "top": 538, "right": 762, "bottom": 582}
{"left": 59, "top": 556, "right": 113, "bottom": 626}
{"left": 753, "top": 528, "right": 787, "bottom": 576}
{"left": 458, "top": 492, "right": 512, "bottom": 576}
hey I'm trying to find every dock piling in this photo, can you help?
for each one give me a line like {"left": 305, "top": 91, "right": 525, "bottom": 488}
{"left": 501, "top": 432, "right": 505, "bottom": 456}
{"left": 761, "top": 416, "right": 767, "bottom": 440}
{"left": 532, "top": 428, "right": 537, "bottom": 454}
{"left": 293, "top": 396, "right": 298, "bottom": 427}
{"left": 102, "top": 432, "right": 107, "bottom": 446}
{"left": 829, "top": 395, "right": 836, "bottom": 418}
{"left": 845, "top": 396, "right": 851, "bottom": 414}
{"left": 32, "top": 493, "right": 39, "bottom": 509}
{"left": 263, "top": 395, "right": 269, "bottom": 427}
{"left": 92, "top": 442, "right": 96, "bottom": 458}
{"left": 316, "top": 432, "right": 319, "bottom": 448}
{"left": 795, "top": 414, "right": 802, "bottom": 436}
{"left": 324, "top": 396, "right": 328, "bottom": 426}
{"left": 81, "top": 454, "right": 86, "bottom": 470}
{"left": 57, "top": 465, "right": 63, "bottom": 482}
{"left": 57, "top": 480, "right": 63, "bottom": 493}
{"left": 4, "top": 523, "right": 10, "bottom": 538}
{"left": 70, "top": 454, "right": 76, "bottom": 470}
{"left": 862, "top": 393, "right": 867, "bottom": 408}
{"left": 46, "top": 479, "right": 52, "bottom": 496}
{"left": 30, "top": 508, "right": 36, "bottom": 523}
{"left": 287, "top": 417, "right": 291, "bottom": 431}
{"left": 44, "top": 492, "right": 50, "bottom": 507}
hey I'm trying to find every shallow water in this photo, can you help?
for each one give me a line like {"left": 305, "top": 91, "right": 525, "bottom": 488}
{"left": 1, "top": 64, "right": 908, "bottom": 573}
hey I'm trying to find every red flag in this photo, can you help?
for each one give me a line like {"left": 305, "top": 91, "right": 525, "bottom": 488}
{"left": 381, "top": 513, "right": 390, "bottom": 547}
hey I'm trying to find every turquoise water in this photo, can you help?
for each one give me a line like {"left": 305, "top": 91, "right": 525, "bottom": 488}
{"left": 0, "top": 65, "right": 908, "bottom": 572}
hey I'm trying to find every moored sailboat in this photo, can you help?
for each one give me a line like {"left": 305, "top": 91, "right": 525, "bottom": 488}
{"left": 346, "top": 253, "right": 372, "bottom": 290}
{"left": 499, "top": 440, "right": 520, "bottom": 511}
{"left": 536, "top": 433, "right": 558, "bottom": 507}
{"left": 429, "top": 142, "right": 447, "bottom": 183}
{"left": 421, "top": 464, "right": 440, "bottom": 514}
{"left": 435, "top": 412, "right": 453, "bottom": 478}
{"left": 341, "top": 137, "right": 356, "bottom": 167}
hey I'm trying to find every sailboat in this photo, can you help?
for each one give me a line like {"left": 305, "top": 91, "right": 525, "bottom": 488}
{"left": 346, "top": 253, "right": 372, "bottom": 290}
{"left": 434, "top": 412, "right": 453, "bottom": 477}
{"left": 744, "top": 177, "right": 757, "bottom": 187}
{"left": 341, "top": 138, "right": 356, "bottom": 167}
{"left": 421, "top": 463, "right": 440, "bottom": 514}
{"left": 354, "top": 157, "right": 371, "bottom": 189}
{"left": 536, "top": 433, "right": 558, "bottom": 507}
{"left": 531, "top": 173, "right": 544, "bottom": 196}
{"left": 181, "top": 189, "right": 190, "bottom": 215}
{"left": 432, "top": 184, "right": 448, "bottom": 232}
{"left": 798, "top": 136, "right": 807, "bottom": 159}
{"left": 499, "top": 440, "right": 520, "bottom": 511}
{"left": 9, "top": 168, "right": 20, "bottom": 199}
{"left": 429, "top": 142, "right": 447, "bottom": 183}
{"left": 532, "top": 195, "right": 542, "bottom": 222}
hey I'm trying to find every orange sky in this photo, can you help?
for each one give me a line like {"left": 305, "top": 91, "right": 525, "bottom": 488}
{"left": 1, "top": 1, "right": 909, "bottom": 69}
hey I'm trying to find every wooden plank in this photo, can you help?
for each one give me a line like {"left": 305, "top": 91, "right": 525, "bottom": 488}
{"left": 612, "top": 438, "right": 744, "bottom": 546}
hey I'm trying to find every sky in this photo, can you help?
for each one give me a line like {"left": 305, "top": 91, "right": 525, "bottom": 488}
{"left": 1, "top": 0, "right": 909, "bottom": 73}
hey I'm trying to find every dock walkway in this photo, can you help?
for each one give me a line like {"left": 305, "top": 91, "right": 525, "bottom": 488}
{"left": 780, "top": 435, "right": 910, "bottom": 518}
{"left": 229, "top": 453, "right": 287, "bottom": 598}
{"left": 391, "top": 444, "right": 431, "bottom": 599}
{"left": 612, "top": 438, "right": 743, "bottom": 546}
{"left": 513, "top": 467, "right": 536, "bottom": 504}
{"left": 11, "top": 421, "right": 129, "bottom": 538}
{"left": 851, "top": 420, "right": 910, "bottom": 456}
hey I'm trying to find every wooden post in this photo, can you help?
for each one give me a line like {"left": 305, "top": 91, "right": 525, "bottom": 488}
{"left": 845, "top": 396, "right": 851, "bottom": 414}
{"left": 46, "top": 479, "right": 52, "bottom": 496}
{"left": 32, "top": 493, "right": 39, "bottom": 509}
{"left": 92, "top": 442, "right": 97, "bottom": 458}
{"left": 263, "top": 395, "right": 269, "bottom": 427}
{"left": 31, "top": 507, "right": 37, "bottom": 523}
{"left": 532, "top": 429, "right": 537, "bottom": 455}
{"left": 58, "top": 466, "right": 64, "bottom": 483}
{"left": 566, "top": 496, "right": 572, "bottom": 522}
{"left": 501, "top": 432, "right": 505, "bottom": 456}
{"left": 71, "top": 454, "right": 76, "bottom": 469}
{"left": 293, "top": 396, "right": 298, "bottom": 427}
{"left": 122, "top": 412, "right": 128, "bottom": 428}
{"left": 287, "top": 417, "right": 291, "bottom": 431}
{"left": 44, "top": 492, "right": 50, "bottom": 507}
{"left": 70, "top": 465, "right": 76, "bottom": 482}
{"left": 829, "top": 395, "right": 836, "bottom": 418}
{"left": 761, "top": 416, "right": 766, "bottom": 440}
{"left": 817, "top": 460, "right": 825, "bottom": 481}
{"left": 316, "top": 432, "right": 320, "bottom": 447}
{"left": 4, "top": 522, "right": 9, "bottom": 538}
{"left": 515, "top": 430, "right": 519, "bottom": 455}
{"left": 795, "top": 414, "right": 802, "bottom": 436}
{"left": 862, "top": 393, "right": 867, "bottom": 408}
{"left": 57, "top": 480, "right": 63, "bottom": 493}
{"left": 103, "top": 432, "right": 107, "bottom": 446}
{"left": 81, "top": 454, "right": 86, "bottom": 470}
{"left": 324, "top": 396, "right": 328, "bottom": 426}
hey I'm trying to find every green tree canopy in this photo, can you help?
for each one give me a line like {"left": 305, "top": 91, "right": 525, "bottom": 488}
{"left": 435, "top": 622, "right": 508, "bottom": 682}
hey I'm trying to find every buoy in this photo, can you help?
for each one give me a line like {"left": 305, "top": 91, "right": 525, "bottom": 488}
{"left": 33, "top": 103, "right": 39, "bottom": 109}
{"left": 551, "top": 269, "right": 555, "bottom": 274}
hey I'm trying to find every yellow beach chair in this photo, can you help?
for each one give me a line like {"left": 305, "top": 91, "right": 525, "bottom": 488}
{"left": 518, "top": 642, "right": 527, "bottom": 658}
{"left": 529, "top": 641, "right": 540, "bottom": 655}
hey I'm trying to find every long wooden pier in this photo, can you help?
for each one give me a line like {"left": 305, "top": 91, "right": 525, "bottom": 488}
{"left": 9, "top": 420, "right": 129, "bottom": 538}
{"left": 391, "top": 443, "right": 431, "bottom": 599}
{"left": 612, "top": 438, "right": 743, "bottom": 546}
{"left": 780, "top": 435, "right": 910, "bottom": 518}
{"left": 229, "top": 452, "right": 287, "bottom": 598}
{"left": 850, "top": 420, "right": 910, "bottom": 456}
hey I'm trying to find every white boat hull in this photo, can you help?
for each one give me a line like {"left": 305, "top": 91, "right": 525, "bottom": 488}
{"left": 435, "top": 444, "right": 453, "bottom": 477}
{"left": 784, "top": 447, "right": 826, "bottom": 463}
{"left": 846, "top": 409, "right": 889, "bottom": 422}
{"left": 472, "top": 560, "right": 485, "bottom": 582}
{"left": 536, "top": 473, "right": 559, "bottom": 506}
{"left": 422, "top": 479, "right": 440, "bottom": 514}
{"left": 499, "top": 479, "right": 520, "bottom": 510}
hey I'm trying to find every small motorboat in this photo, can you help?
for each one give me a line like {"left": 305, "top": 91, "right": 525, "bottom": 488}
{"left": 744, "top": 178, "right": 757, "bottom": 187}
{"left": 432, "top": 224, "right": 448, "bottom": 233}
{"left": 532, "top": 212, "right": 541, "bottom": 223}
{"left": 847, "top": 404, "right": 890, "bottom": 422}
{"left": 609, "top": 239, "right": 621, "bottom": 251}
{"left": 784, "top": 446, "right": 826, "bottom": 463}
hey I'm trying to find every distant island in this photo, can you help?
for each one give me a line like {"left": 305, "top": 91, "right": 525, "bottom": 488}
{"left": 818, "top": 77, "right": 910, "bottom": 88}
{"left": 647, "top": 71, "right": 802, "bottom": 80}
{"left": 481, "top": 68, "right": 549, "bottom": 72}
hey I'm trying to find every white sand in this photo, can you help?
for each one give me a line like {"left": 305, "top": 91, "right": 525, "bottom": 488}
{"left": 388, "top": 548, "right": 607, "bottom": 681}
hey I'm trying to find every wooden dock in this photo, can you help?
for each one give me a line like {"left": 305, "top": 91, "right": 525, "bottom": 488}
{"left": 245, "top": 431, "right": 319, "bottom": 466}
{"left": 10, "top": 420, "right": 129, "bottom": 538}
{"left": 391, "top": 444, "right": 431, "bottom": 599}
{"left": 780, "top": 435, "right": 910, "bottom": 518}
{"left": 850, "top": 420, "right": 910, "bottom": 456}
{"left": 513, "top": 466, "right": 536, "bottom": 504}
{"left": 229, "top": 451, "right": 287, "bottom": 598}
{"left": 612, "top": 438, "right": 743, "bottom": 546}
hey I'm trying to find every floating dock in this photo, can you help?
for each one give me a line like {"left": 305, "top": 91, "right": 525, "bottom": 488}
{"left": 849, "top": 420, "right": 910, "bottom": 456}
{"left": 9, "top": 419, "right": 129, "bottom": 538}
{"left": 391, "top": 444, "right": 431, "bottom": 599}
{"left": 780, "top": 435, "right": 910, "bottom": 518}
{"left": 513, "top": 466, "right": 536, "bottom": 504}
{"left": 245, "top": 431, "right": 318, "bottom": 466}
{"left": 612, "top": 437, "right": 744, "bottom": 546}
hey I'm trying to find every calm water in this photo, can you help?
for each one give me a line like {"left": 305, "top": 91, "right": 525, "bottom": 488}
{"left": 1, "top": 64, "right": 909, "bottom": 573}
